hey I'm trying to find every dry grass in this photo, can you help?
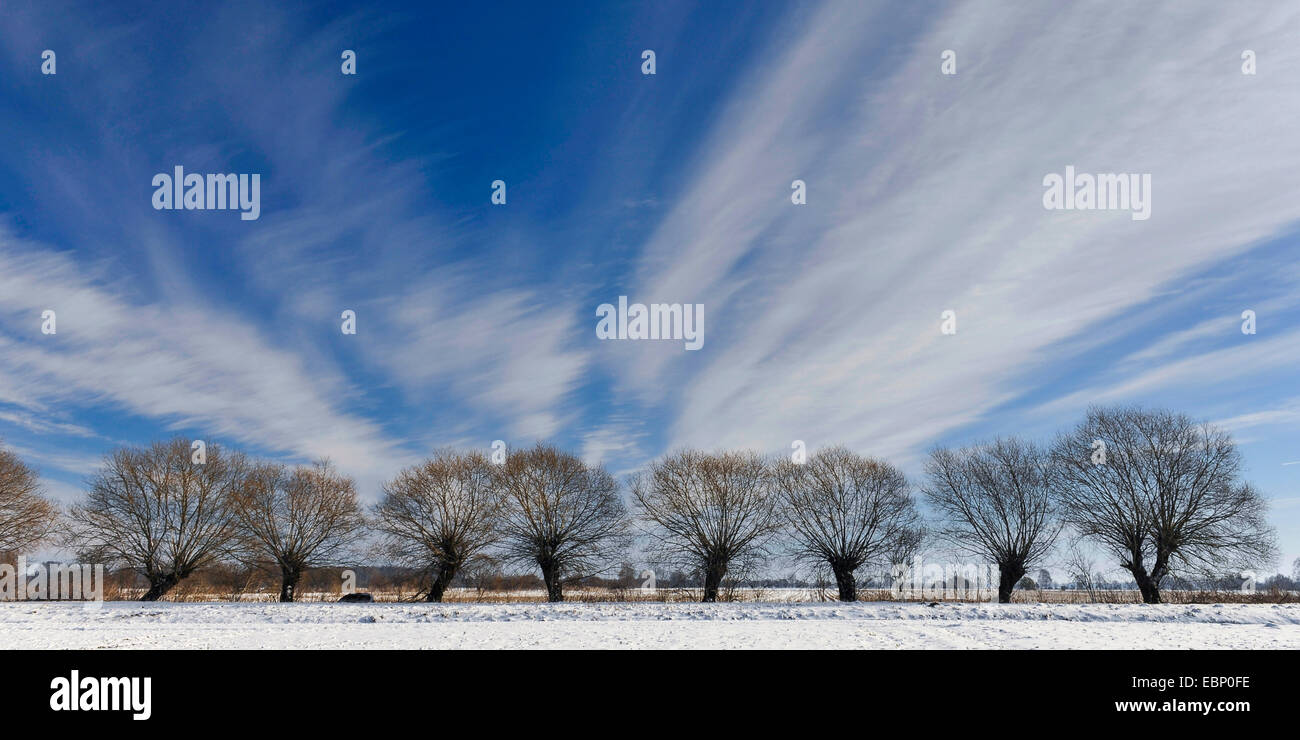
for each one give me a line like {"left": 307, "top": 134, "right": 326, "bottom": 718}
{"left": 97, "top": 584, "right": 1300, "bottom": 604}
{"left": 83, "top": 562, "right": 1298, "bottom": 604}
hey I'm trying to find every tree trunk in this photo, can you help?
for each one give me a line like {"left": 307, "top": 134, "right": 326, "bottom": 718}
{"left": 540, "top": 561, "right": 563, "bottom": 603}
{"left": 141, "top": 573, "right": 180, "bottom": 601}
{"left": 279, "top": 566, "right": 301, "bottom": 603}
{"left": 832, "top": 563, "right": 857, "bottom": 602}
{"left": 996, "top": 562, "right": 1025, "bottom": 604}
{"left": 702, "top": 561, "right": 727, "bottom": 603}
{"left": 1132, "top": 568, "right": 1162, "bottom": 604}
{"left": 1126, "top": 553, "right": 1163, "bottom": 604}
{"left": 425, "top": 563, "right": 457, "bottom": 603}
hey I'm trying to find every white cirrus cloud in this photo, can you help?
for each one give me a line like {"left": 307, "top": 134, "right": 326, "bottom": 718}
{"left": 0, "top": 235, "right": 413, "bottom": 495}
{"left": 601, "top": 0, "right": 1300, "bottom": 460}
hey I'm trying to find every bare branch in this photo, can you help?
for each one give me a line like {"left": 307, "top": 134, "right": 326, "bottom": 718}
{"left": 231, "top": 459, "right": 366, "bottom": 602}
{"left": 773, "top": 447, "right": 922, "bottom": 601}
{"left": 921, "top": 437, "right": 1062, "bottom": 602}
{"left": 0, "top": 442, "right": 60, "bottom": 555}
{"left": 66, "top": 438, "right": 246, "bottom": 600}
{"left": 1050, "top": 405, "right": 1277, "bottom": 603}
{"left": 495, "top": 444, "right": 629, "bottom": 602}
{"left": 373, "top": 449, "right": 501, "bottom": 602}
{"left": 631, "top": 449, "right": 780, "bottom": 602}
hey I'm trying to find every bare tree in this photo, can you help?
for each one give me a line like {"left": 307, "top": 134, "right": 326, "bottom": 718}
{"left": 630, "top": 449, "right": 780, "bottom": 603}
{"left": 773, "top": 447, "right": 922, "bottom": 601}
{"left": 231, "top": 459, "right": 366, "bottom": 602}
{"left": 921, "top": 437, "right": 1062, "bottom": 603}
{"left": 495, "top": 444, "right": 629, "bottom": 602}
{"left": 0, "top": 443, "right": 60, "bottom": 555}
{"left": 1050, "top": 406, "right": 1276, "bottom": 604}
{"left": 373, "top": 450, "right": 501, "bottom": 602}
{"left": 1062, "top": 540, "right": 1102, "bottom": 602}
{"left": 67, "top": 439, "right": 247, "bottom": 601}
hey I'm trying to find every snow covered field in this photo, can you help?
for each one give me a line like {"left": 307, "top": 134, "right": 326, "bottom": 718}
{"left": 2, "top": 601, "right": 1298, "bottom": 649}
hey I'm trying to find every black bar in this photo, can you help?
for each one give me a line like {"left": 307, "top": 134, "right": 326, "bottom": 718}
{"left": 2, "top": 649, "right": 1286, "bottom": 727}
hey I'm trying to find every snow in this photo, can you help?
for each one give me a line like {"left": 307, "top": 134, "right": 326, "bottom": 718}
{"left": 3, "top": 601, "right": 1298, "bottom": 649}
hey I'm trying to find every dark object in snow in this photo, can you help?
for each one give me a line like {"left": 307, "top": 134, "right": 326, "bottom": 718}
{"left": 338, "top": 593, "right": 374, "bottom": 603}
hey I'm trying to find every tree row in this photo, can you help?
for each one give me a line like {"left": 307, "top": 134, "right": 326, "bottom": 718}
{"left": 0, "top": 405, "right": 1276, "bottom": 604}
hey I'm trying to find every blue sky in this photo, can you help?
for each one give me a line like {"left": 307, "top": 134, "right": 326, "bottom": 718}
{"left": 1, "top": 1, "right": 1298, "bottom": 573}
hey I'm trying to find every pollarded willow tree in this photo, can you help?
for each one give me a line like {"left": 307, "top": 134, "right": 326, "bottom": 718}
{"left": 630, "top": 449, "right": 781, "bottom": 603}
{"left": 921, "top": 437, "right": 1062, "bottom": 603}
{"left": 0, "top": 443, "right": 60, "bottom": 555}
{"left": 373, "top": 450, "right": 502, "bottom": 602}
{"left": 773, "top": 447, "right": 923, "bottom": 602}
{"left": 1050, "top": 406, "right": 1276, "bottom": 604}
{"left": 68, "top": 438, "right": 248, "bottom": 600}
{"left": 495, "top": 444, "right": 630, "bottom": 602}
{"left": 231, "top": 459, "right": 367, "bottom": 602}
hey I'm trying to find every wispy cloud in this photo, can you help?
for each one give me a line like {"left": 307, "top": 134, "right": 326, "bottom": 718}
{"left": 0, "top": 236, "right": 410, "bottom": 489}
{"left": 0, "top": 0, "right": 1297, "bottom": 572}
{"left": 600, "top": 1, "right": 1300, "bottom": 465}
